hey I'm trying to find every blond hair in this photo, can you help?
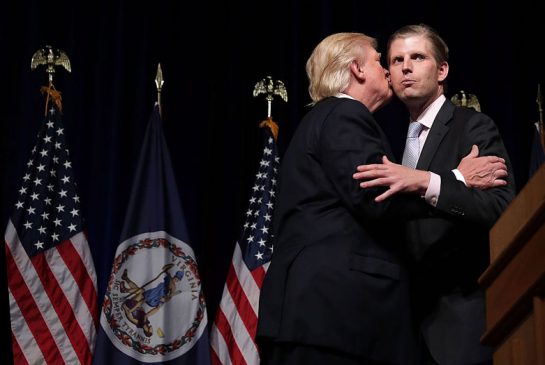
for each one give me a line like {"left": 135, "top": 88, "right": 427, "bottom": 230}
{"left": 306, "top": 32, "right": 377, "bottom": 105}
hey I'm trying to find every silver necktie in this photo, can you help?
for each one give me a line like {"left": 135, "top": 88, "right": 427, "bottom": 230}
{"left": 402, "top": 122, "right": 424, "bottom": 168}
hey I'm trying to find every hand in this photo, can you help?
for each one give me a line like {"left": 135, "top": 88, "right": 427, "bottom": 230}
{"left": 353, "top": 156, "right": 430, "bottom": 202}
{"left": 457, "top": 145, "right": 508, "bottom": 189}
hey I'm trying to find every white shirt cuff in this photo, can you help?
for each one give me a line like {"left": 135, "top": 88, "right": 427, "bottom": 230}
{"left": 424, "top": 172, "right": 440, "bottom": 207}
{"left": 452, "top": 169, "right": 468, "bottom": 186}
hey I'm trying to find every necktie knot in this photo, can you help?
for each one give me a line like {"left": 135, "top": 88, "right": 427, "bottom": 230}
{"left": 407, "top": 121, "right": 423, "bottom": 138}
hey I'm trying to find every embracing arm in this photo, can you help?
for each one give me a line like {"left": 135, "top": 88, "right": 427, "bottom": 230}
{"left": 435, "top": 114, "right": 516, "bottom": 226}
{"left": 320, "top": 100, "right": 431, "bottom": 220}
{"left": 353, "top": 113, "right": 516, "bottom": 226}
{"left": 354, "top": 144, "right": 507, "bottom": 202}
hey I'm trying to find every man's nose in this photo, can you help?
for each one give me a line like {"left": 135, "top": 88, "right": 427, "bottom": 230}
{"left": 402, "top": 59, "right": 412, "bottom": 72}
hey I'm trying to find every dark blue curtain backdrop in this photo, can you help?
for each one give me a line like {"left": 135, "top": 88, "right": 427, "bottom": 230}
{"left": 1, "top": 1, "right": 543, "bottom": 363}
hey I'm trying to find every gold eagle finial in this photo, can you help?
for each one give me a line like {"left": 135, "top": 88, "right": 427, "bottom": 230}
{"left": 253, "top": 76, "right": 288, "bottom": 141}
{"left": 253, "top": 76, "right": 288, "bottom": 103}
{"left": 31, "top": 45, "right": 71, "bottom": 115}
{"left": 253, "top": 76, "right": 288, "bottom": 119}
{"left": 31, "top": 45, "right": 71, "bottom": 83}
{"left": 450, "top": 90, "right": 481, "bottom": 112}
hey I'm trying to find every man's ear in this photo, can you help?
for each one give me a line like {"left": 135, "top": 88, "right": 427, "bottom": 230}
{"left": 350, "top": 60, "right": 365, "bottom": 81}
{"left": 438, "top": 61, "right": 449, "bottom": 82}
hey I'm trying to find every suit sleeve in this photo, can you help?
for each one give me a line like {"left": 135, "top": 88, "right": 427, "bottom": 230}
{"left": 318, "top": 100, "right": 430, "bottom": 220}
{"left": 435, "top": 112, "right": 516, "bottom": 227}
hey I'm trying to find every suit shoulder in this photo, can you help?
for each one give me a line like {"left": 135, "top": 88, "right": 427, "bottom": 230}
{"left": 324, "top": 98, "right": 374, "bottom": 123}
{"left": 335, "top": 97, "right": 371, "bottom": 114}
{"left": 303, "top": 97, "right": 378, "bottom": 135}
{"left": 453, "top": 106, "right": 495, "bottom": 126}
{"left": 453, "top": 105, "right": 478, "bottom": 118}
{"left": 453, "top": 104, "right": 493, "bottom": 118}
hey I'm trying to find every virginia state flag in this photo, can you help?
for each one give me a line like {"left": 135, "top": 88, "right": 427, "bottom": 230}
{"left": 92, "top": 103, "right": 210, "bottom": 364}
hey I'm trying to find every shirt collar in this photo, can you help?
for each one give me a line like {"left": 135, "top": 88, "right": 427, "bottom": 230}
{"left": 335, "top": 92, "right": 354, "bottom": 100}
{"left": 413, "top": 94, "right": 446, "bottom": 129}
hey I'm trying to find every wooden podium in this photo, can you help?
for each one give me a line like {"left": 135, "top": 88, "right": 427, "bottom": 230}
{"left": 479, "top": 163, "right": 545, "bottom": 364}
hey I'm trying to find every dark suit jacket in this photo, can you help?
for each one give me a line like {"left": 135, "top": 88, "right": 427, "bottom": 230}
{"left": 256, "top": 97, "right": 433, "bottom": 365}
{"left": 409, "top": 100, "right": 516, "bottom": 365}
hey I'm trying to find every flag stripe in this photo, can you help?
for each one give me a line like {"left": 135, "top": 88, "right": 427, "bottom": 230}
{"left": 222, "top": 286, "right": 260, "bottom": 362}
{"left": 56, "top": 234, "right": 99, "bottom": 331}
{"left": 249, "top": 265, "right": 266, "bottom": 293}
{"left": 11, "top": 329, "right": 31, "bottom": 365}
{"left": 52, "top": 241, "right": 96, "bottom": 362}
{"left": 232, "top": 243, "right": 261, "bottom": 313}
{"left": 38, "top": 245, "right": 90, "bottom": 365}
{"left": 8, "top": 277, "right": 48, "bottom": 365}
{"left": 211, "top": 305, "right": 248, "bottom": 365}
{"left": 6, "top": 236, "right": 65, "bottom": 364}
{"left": 226, "top": 249, "right": 258, "bottom": 338}
{"left": 226, "top": 266, "right": 257, "bottom": 337}
{"left": 66, "top": 231, "right": 98, "bottom": 323}
{"left": 210, "top": 339, "right": 223, "bottom": 365}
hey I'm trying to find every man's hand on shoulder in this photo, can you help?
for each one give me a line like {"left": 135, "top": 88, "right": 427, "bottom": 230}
{"left": 457, "top": 145, "right": 508, "bottom": 189}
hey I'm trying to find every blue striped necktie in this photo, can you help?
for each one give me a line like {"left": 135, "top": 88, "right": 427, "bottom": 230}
{"left": 402, "top": 122, "right": 424, "bottom": 168}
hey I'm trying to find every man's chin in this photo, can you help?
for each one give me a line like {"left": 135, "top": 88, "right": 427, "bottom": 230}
{"left": 396, "top": 90, "right": 420, "bottom": 103}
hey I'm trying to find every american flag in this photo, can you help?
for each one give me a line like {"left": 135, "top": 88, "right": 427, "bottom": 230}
{"left": 4, "top": 102, "right": 98, "bottom": 364}
{"left": 210, "top": 126, "right": 279, "bottom": 365}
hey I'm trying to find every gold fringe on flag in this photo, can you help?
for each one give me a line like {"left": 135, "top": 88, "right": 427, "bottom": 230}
{"left": 40, "top": 82, "right": 63, "bottom": 115}
{"left": 259, "top": 117, "right": 279, "bottom": 141}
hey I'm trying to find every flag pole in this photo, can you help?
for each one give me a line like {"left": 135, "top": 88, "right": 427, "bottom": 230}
{"left": 210, "top": 75, "right": 284, "bottom": 365}
{"left": 155, "top": 63, "right": 164, "bottom": 118}
{"left": 252, "top": 76, "right": 288, "bottom": 141}
{"left": 537, "top": 84, "right": 544, "bottom": 154}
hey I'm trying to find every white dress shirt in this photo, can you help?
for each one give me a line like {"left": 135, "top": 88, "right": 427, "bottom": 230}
{"left": 409, "top": 95, "right": 467, "bottom": 207}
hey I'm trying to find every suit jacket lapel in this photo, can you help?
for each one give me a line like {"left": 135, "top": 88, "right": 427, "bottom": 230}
{"left": 416, "top": 100, "right": 455, "bottom": 170}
